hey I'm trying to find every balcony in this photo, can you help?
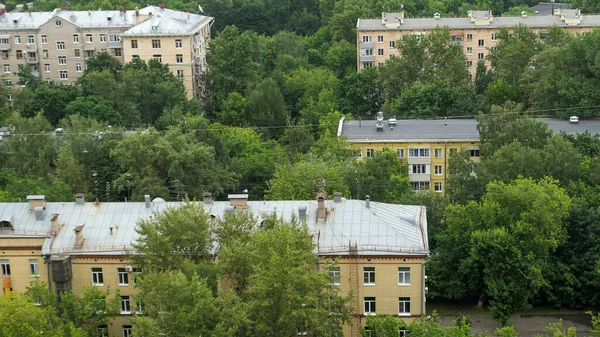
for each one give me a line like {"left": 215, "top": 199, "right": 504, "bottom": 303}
{"left": 360, "top": 55, "right": 375, "bottom": 62}
{"left": 360, "top": 41, "right": 374, "bottom": 49}
{"left": 26, "top": 57, "right": 38, "bottom": 64}
{"left": 0, "top": 43, "right": 11, "bottom": 51}
{"left": 408, "top": 174, "right": 431, "bottom": 182}
{"left": 25, "top": 43, "right": 36, "bottom": 51}
{"left": 31, "top": 70, "right": 40, "bottom": 78}
{"left": 449, "top": 40, "right": 464, "bottom": 46}
{"left": 108, "top": 41, "right": 122, "bottom": 48}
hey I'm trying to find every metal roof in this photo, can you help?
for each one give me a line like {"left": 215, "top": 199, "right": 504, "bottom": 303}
{"left": 0, "top": 199, "right": 428, "bottom": 257}
{"left": 357, "top": 12, "right": 600, "bottom": 31}
{"left": 121, "top": 6, "right": 212, "bottom": 36}
{"left": 341, "top": 118, "right": 600, "bottom": 143}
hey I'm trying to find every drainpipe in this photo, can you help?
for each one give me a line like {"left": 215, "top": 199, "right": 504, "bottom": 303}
{"left": 44, "top": 255, "right": 52, "bottom": 291}
{"left": 444, "top": 140, "right": 448, "bottom": 197}
{"left": 421, "top": 256, "right": 431, "bottom": 317}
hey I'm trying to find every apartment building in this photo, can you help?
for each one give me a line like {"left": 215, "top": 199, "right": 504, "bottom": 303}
{"left": 357, "top": 8, "right": 600, "bottom": 77}
{"left": 0, "top": 193, "right": 429, "bottom": 337}
{"left": 0, "top": 5, "right": 212, "bottom": 99}
{"left": 338, "top": 117, "right": 600, "bottom": 194}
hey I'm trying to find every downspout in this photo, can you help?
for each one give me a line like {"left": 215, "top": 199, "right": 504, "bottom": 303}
{"left": 45, "top": 255, "right": 52, "bottom": 291}
{"left": 420, "top": 256, "right": 431, "bottom": 317}
{"left": 444, "top": 140, "right": 448, "bottom": 197}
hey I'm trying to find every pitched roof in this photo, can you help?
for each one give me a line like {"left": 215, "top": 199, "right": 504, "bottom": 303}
{"left": 121, "top": 6, "right": 212, "bottom": 36}
{"left": 340, "top": 117, "right": 600, "bottom": 143}
{"left": 0, "top": 199, "right": 428, "bottom": 257}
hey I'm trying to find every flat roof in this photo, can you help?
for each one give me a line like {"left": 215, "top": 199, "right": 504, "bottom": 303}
{"left": 341, "top": 118, "right": 600, "bottom": 143}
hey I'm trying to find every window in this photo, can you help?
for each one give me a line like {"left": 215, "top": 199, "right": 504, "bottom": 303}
{"left": 0, "top": 37, "right": 7, "bottom": 44}
{"left": 434, "top": 182, "right": 443, "bottom": 192}
{"left": 396, "top": 149, "right": 405, "bottom": 158}
{"left": 2, "top": 52, "right": 7, "bottom": 59}
{"left": 466, "top": 34, "right": 473, "bottom": 42}
{"left": 41, "top": 35, "right": 48, "bottom": 44}
{"left": 362, "top": 35, "right": 372, "bottom": 43}
{"left": 121, "top": 296, "right": 131, "bottom": 314}
{"left": 398, "top": 267, "right": 410, "bottom": 285}
{"left": 109, "top": 34, "right": 120, "bottom": 43}
{"left": 398, "top": 297, "right": 411, "bottom": 315}
{"left": 97, "top": 325, "right": 108, "bottom": 337}
{"left": 122, "top": 325, "right": 132, "bottom": 337}
{"left": 411, "top": 182, "right": 430, "bottom": 191}
{"left": 329, "top": 267, "right": 341, "bottom": 285}
{"left": 76, "top": 62, "right": 82, "bottom": 72}
{"left": 364, "top": 327, "right": 372, "bottom": 337}
{"left": 435, "top": 148, "right": 443, "bottom": 158}
{"left": 478, "top": 52, "right": 484, "bottom": 60}
{"left": 408, "top": 148, "right": 430, "bottom": 158}
{"left": 14, "top": 36, "right": 21, "bottom": 44}
{"left": 176, "top": 54, "right": 183, "bottom": 63}
{"left": 43, "top": 49, "right": 49, "bottom": 58}
{"left": 466, "top": 47, "right": 472, "bottom": 55}
{"left": 434, "top": 166, "right": 442, "bottom": 175}
{"left": 377, "top": 35, "right": 384, "bottom": 43}
{"left": 467, "top": 61, "right": 473, "bottom": 68}
{"left": 153, "top": 54, "right": 162, "bottom": 63}
{"left": 470, "top": 149, "right": 481, "bottom": 157}
{"left": 27, "top": 35, "right": 35, "bottom": 44}
{"left": 175, "top": 39, "right": 182, "bottom": 48}
{"left": 410, "top": 164, "right": 429, "bottom": 174}
{"left": 7, "top": 94, "right": 12, "bottom": 101}
{"left": 478, "top": 39, "right": 484, "bottom": 47}
{"left": 55, "top": 20, "right": 62, "bottom": 27}
{"left": 118, "top": 268, "right": 129, "bottom": 286}
{"left": 58, "top": 56, "right": 67, "bottom": 65}
{"left": 491, "top": 33, "right": 498, "bottom": 40}
{"left": 399, "top": 329, "right": 409, "bottom": 337}
{"left": 1, "top": 260, "right": 10, "bottom": 276}
{"left": 99, "top": 34, "right": 107, "bottom": 43}
{"left": 56, "top": 41, "right": 65, "bottom": 50}
{"left": 4, "top": 79, "right": 11, "bottom": 87}
{"left": 363, "top": 267, "right": 375, "bottom": 285}
{"left": 3, "top": 64, "right": 9, "bottom": 73}
{"left": 46, "top": 78, "right": 52, "bottom": 84}
{"left": 364, "top": 297, "right": 376, "bottom": 315}
{"left": 135, "top": 301, "right": 143, "bottom": 314}
{"left": 44, "top": 64, "right": 50, "bottom": 72}
{"left": 85, "top": 50, "right": 95, "bottom": 58}
{"left": 389, "top": 40, "right": 396, "bottom": 48}
{"left": 378, "top": 62, "right": 384, "bottom": 67}
{"left": 376, "top": 48, "right": 383, "bottom": 56}
{"left": 16, "top": 50, "right": 23, "bottom": 59}
{"left": 132, "top": 55, "right": 140, "bottom": 59}
{"left": 73, "top": 34, "right": 79, "bottom": 43}
{"left": 130, "top": 39, "right": 138, "bottom": 48}
{"left": 363, "top": 62, "right": 374, "bottom": 69}
{"left": 361, "top": 48, "right": 373, "bottom": 56}
{"left": 91, "top": 268, "right": 103, "bottom": 285}
{"left": 176, "top": 70, "right": 184, "bottom": 79}
{"left": 86, "top": 34, "right": 93, "bottom": 43}
{"left": 29, "top": 259, "right": 39, "bottom": 276}
{"left": 355, "top": 150, "right": 362, "bottom": 158}
{"left": 74, "top": 48, "right": 81, "bottom": 58}
{"left": 152, "top": 39, "right": 161, "bottom": 48}
{"left": 366, "top": 149, "right": 375, "bottom": 158}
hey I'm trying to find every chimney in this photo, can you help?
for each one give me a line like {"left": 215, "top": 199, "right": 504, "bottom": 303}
{"left": 333, "top": 192, "right": 342, "bottom": 203}
{"left": 203, "top": 192, "right": 212, "bottom": 205}
{"left": 50, "top": 214, "right": 59, "bottom": 235}
{"left": 74, "top": 225, "right": 85, "bottom": 249}
{"left": 521, "top": 11, "right": 528, "bottom": 17}
{"left": 75, "top": 193, "right": 85, "bottom": 205}
{"left": 228, "top": 194, "right": 248, "bottom": 209}
{"left": 365, "top": 195, "right": 370, "bottom": 209}
{"left": 434, "top": 12, "right": 441, "bottom": 19}
{"left": 298, "top": 206, "right": 307, "bottom": 221}
{"left": 144, "top": 195, "right": 151, "bottom": 208}
{"left": 317, "top": 193, "right": 327, "bottom": 220}
{"left": 26, "top": 195, "right": 46, "bottom": 211}
{"left": 34, "top": 206, "right": 45, "bottom": 221}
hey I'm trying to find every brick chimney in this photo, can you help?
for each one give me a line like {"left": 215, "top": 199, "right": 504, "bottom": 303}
{"left": 73, "top": 225, "right": 85, "bottom": 249}
{"left": 317, "top": 193, "right": 327, "bottom": 220}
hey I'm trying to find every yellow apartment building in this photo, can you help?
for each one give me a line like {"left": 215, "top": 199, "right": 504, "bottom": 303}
{"left": 0, "top": 193, "right": 429, "bottom": 337}
{"left": 338, "top": 117, "right": 600, "bottom": 195}
{"left": 357, "top": 8, "right": 599, "bottom": 77}
{"left": 0, "top": 5, "right": 212, "bottom": 100}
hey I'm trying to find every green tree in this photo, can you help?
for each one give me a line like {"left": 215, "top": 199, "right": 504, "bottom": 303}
{"left": 246, "top": 78, "right": 290, "bottom": 138}
{"left": 65, "top": 95, "right": 123, "bottom": 125}
{"left": 85, "top": 51, "right": 123, "bottom": 75}
{"left": 350, "top": 148, "right": 411, "bottom": 202}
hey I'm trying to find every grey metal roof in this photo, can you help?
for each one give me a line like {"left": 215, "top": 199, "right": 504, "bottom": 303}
{"left": 532, "top": 2, "right": 570, "bottom": 16}
{"left": 121, "top": 6, "right": 212, "bottom": 36}
{"left": 0, "top": 199, "right": 428, "bottom": 257}
{"left": 357, "top": 12, "right": 600, "bottom": 31}
{"left": 341, "top": 118, "right": 600, "bottom": 143}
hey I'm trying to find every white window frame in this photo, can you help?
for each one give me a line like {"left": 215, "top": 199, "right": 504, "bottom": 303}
{"left": 389, "top": 40, "right": 396, "bottom": 48}
{"left": 377, "top": 35, "right": 384, "bottom": 43}
{"left": 120, "top": 296, "right": 131, "bottom": 314}
{"left": 99, "top": 34, "right": 107, "bottom": 43}
{"left": 366, "top": 149, "right": 375, "bottom": 158}
{"left": 152, "top": 39, "right": 161, "bottom": 49}
{"left": 85, "top": 34, "right": 93, "bottom": 43}
{"left": 434, "top": 182, "right": 443, "bottom": 193}
{"left": 56, "top": 41, "right": 65, "bottom": 50}
{"left": 176, "top": 54, "right": 183, "bottom": 63}
{"left": 73, "top": 34, "right": 79, "bottom": 43}
{"left": 44, "top": 64, "right": 50, "bottom": 72}
{"left": 1, "top": 259, "right": 10, "bottom": 276}
{"left": 398, "top": 267, "right": 410, "bottom": 285}
{"left": 467, "top": 60, "right": 473, "bottom": 68}
{"left": 75, "top": 63, "right": 82, "bottom": 72}
{"left": 118, "top": 268, "right": 129, "bottom": 286}
{"left": 434, "top": 165, "right": 442, "bottom": 175}
{"left": 329, "top": 267, "right": 341, "bottom": 286}
{"left": 176, "top": 69, "right": 184, "bottom": 79}
{"left": 364, "top": 297, "right": 376, "bottom": 315}
{"left": 58, "top": 56, "right": 67, "bottom": 65}
{"left": 29, "top": 259, "right": 39, "bottom": 276}
{"left": 175, "top": 39, "right": 182, "bottom": 48}
{"left": 478, "top": 39, "right": 485, "bottom": 47}
{"left": 411, "top": 182, "right": 430, "bottom": 191}
{"left": 91, "top": 268, "right": 103, "bottom": 285}
{"left": 131, "top": 40, "right": 138, "bottom": 49}
{"left": 59, "top": 70, "right": 68, "bottom": 80}
{"left": 74, "top": 48, "right": 81, "bottom": 58}
{"left": 27, "top": 35, "right": 35, "bottom": 44}
{"left": 362, "top": 35, "right": 372, "bottom": 43}
{"left": 408, "top": 148, "right": 430, "bottom": 158}
{"left": 41, "top": 35, "right": 48, "bottom": 44}
{"left": 398, "top": 297, "right": 411, "bottom": 316}
{"left": 153, "top": 54, "right": 162, "bottom": 63}
{"left": 14, "top": 35, "right": 21, "bottom": 44}
{"left": 3, "top": 64, "right": 9, "bottom": 73}
{"left": 363, "top": 267, "right": 375, "bottom": 285}
{"left": 466, "top": 34, "right": 473, "bottom": 42}
{"left": 135, "top": 301, "right": 143, "bottom": 315}
{"left": 396, "top": 149, "right": 404, "bottom": 158}
{"left": 410, "top": 164, "right": 429, "bottom": 174}
{"left": 434, "top": 148, "right": 443, "bottom": 158}
{"left": 122, "top": 325, "right": 132, "bottom": 337}
{"left": 478, "top": 52, "right": 484, "bottom": 60}
{"left": 4, "top": 78, "right": 11, "bottom": 87}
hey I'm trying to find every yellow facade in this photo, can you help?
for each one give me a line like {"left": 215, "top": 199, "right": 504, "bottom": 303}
{"left": 0, "top": 237, "right": 46, "bottom": 293}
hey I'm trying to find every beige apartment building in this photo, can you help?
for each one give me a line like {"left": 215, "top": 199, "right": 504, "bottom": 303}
{"left": 357, "top": 8, "right": 600, "bottom": 77}
{"left": 0, "top": 5, "right": 212, "bottom": 100}
{"left": 0, "top": 193, "right": 429, "bottom": 337}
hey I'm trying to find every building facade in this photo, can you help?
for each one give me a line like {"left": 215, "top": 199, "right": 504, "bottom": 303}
{"left": 356, "top": 8, "right": 599, "bottom": 77}
{"left": 0, "top": 5, "right": 212, "bottom": 100}
{"left": 0, "top": 193, "right": 429, "bottom": 337}
{"left": 338, "top": 117, "right": 600, "bottom": 195}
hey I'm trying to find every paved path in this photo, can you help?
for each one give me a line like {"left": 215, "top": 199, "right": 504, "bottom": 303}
{"left": 439, "top": 314, "right": 593, "bottom": 336}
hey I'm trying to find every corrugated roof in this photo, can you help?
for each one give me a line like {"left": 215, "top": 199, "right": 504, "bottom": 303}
{"left": 341, "top": 118, "right": 600, "bottom": 143}
{"left": 0, "top": 199, "right": 428, "bottom": 257}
